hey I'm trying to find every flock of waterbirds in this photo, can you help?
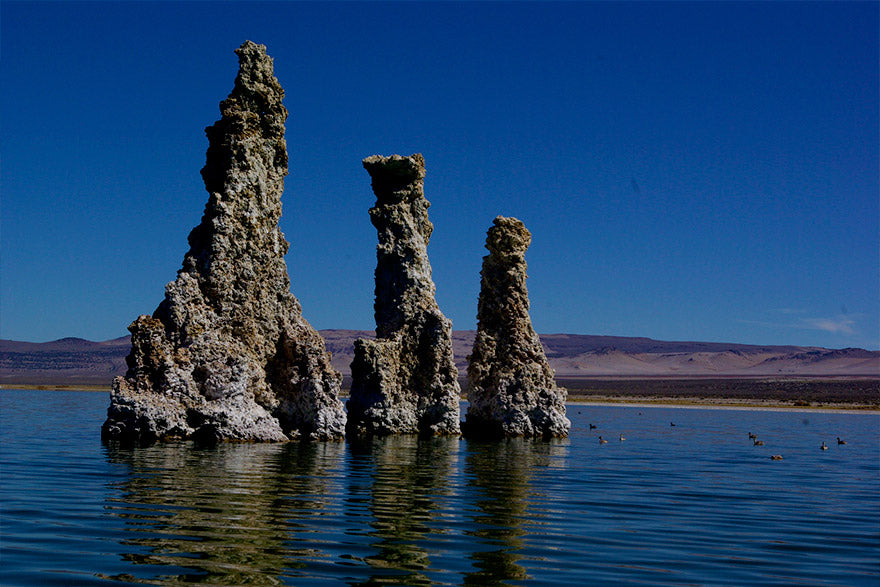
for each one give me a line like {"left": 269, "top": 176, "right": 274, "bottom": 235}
{"left": 753, "top": 434, "right": 848, "bottom": 459}
{"left": 582, "top": 414, "right": 848, "bottom": 461}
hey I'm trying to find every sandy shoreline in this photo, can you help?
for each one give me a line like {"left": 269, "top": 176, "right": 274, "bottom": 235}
{"left": 565, "top": 397, "right": 880, "bottom": 414}
{"left": 2, "top": 384, "right": 111, "bottom": 392}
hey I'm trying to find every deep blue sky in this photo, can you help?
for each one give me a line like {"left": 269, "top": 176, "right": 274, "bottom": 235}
{"left": 2, "top": 2, "right": 878, "bottom": 349}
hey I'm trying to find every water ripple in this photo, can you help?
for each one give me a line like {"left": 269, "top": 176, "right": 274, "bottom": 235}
{"left": 1, "top": 390, "right": 878, "bottom": 585}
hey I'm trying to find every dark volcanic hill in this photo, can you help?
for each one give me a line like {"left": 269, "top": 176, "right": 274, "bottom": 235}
{"left": 2, "top": 332, "right": 877, "bottom": 387}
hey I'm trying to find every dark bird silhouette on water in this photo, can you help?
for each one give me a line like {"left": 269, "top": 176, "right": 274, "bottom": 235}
{"left": 837, "top": 437, "right": 847, "bottom": 445}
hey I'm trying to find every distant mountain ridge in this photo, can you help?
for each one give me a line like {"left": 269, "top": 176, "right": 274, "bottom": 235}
{"left": 1, "top": 331, "right": 877, "bottom": 386}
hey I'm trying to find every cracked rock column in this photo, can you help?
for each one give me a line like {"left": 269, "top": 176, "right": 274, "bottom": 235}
{"left": 102, "top": 41, "right": 346, "bottom": 444}
{"left": 347, "top": 154, "right": 461, "bottom": 436}
{"left": 465, "top": 216, "right": 570, "bottom": 438}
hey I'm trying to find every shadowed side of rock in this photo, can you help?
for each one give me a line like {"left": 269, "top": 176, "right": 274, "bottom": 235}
{"left": 102, "top": 41, "right": 346, "bottom": 444}
{"left": 465, "top": 216, "right": 570, "bottom": 439}
{"left": 347, "top": 154, "right": 461, "bottom": 436}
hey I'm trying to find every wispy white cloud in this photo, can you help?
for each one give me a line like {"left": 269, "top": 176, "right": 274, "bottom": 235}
{"left": 737, "top": 318, "right": 791, "bottom": 329}
{"left": 800, "top": 316, "right": 856, "bottom": 335}
{"left": 771, "top": 308, "right": 807, "bottom": 316}
{"left": 738, "top": 312, "right": 877, "bottom": 349}
{"left": 739, "top": 312, "right": 863, "bottom": 337}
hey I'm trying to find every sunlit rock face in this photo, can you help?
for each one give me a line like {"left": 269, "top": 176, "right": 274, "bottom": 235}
{"left": 465, "top": 216, "right": 570, "bottom": 439}
{"left": 347, "top": 154, "right": 461, "bottom": 436}
{"left": 102, "top": 41, "right": 346, "bottom": 444}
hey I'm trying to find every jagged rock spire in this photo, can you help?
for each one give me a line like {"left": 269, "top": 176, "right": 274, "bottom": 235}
{"left": 465, "top": 216, "right": 570, "bottom": 438}
{"left": 347, "top": 154, "right": 461, "bottom": 436}
{"left": 102, "top": 41, "right": 346, "bottom": 443}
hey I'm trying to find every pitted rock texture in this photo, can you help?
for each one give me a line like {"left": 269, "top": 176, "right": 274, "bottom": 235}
{"left": 465, "top": 217, "right": 570, "bottom": 438}
{"left": 347, "top": 154, "right": 461, "bottom": 436}
{"left": 102, "top": 41, "right": 346, "bottom": 444}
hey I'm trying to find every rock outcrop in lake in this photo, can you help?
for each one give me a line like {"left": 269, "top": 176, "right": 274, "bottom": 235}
{"left": 346, "top": 154, "right": 461, "bottom": 436}
{"left": 465, "top": 217, "right": 570, "bottom": 438}
{"left": 102, "top": 41, "right": 346, "bottom": 444}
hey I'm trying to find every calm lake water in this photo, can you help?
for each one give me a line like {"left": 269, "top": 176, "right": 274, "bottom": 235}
{"left": 1, "top": 389, "right": 878, "bottom": 586}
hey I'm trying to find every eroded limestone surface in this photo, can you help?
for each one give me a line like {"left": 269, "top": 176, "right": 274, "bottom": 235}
{"left": 102, "top": 41, "right": 346, "bottom": 443}
{"left": 465, "top": 217, "right": 570, "bottom": 438}
{"left": 347, "top": 154, "right": 461, "bottom": 436}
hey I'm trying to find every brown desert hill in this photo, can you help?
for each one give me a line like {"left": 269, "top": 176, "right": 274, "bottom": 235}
{"left": 0, "top": 337, "right": 131, "bottom": 386}
{"left": 1, "top": 331, "right": 878, "bottom": 387}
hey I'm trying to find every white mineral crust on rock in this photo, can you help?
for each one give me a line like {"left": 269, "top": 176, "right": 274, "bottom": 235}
{"left": 465, "top": 216, "right": 570, "bottom": 438}
{"left": 347, "top": 154, "right": 461, "bottom": 436}
{"left": 102, "top": 41, "right": 346, "bottom": 443}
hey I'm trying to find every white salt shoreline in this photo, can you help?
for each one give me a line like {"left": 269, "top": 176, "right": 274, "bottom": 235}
{"left": 567, "top": 399, "right": 880, "bottom": 414}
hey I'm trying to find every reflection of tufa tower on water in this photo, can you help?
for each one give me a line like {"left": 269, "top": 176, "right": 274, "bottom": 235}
{"left": 102, "top": 41, "right": 346, "bottom": 443}
{"left": 465, "top": 217, "right": 570, "bottom": 438}
{"left": 347, "top": 154, "right": 462, "bottom": 436}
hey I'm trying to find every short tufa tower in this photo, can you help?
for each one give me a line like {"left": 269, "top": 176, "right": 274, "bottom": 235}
{"left": 465, "top": 216, "right": 570, "bottom": 438}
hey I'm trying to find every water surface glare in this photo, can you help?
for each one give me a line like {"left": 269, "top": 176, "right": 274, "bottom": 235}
{"left": 1, "top": 389, "right": 878, "bottom": 585}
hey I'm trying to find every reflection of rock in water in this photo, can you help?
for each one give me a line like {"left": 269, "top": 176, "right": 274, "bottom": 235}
{"left": 464, "top": 439, "right": 567, "bottom": 585}
{"left": 102, "top": 435, "right": 566, "bottom": 584}
{"left": 103, "top": 441, "right": 344, "bottom": 584}
{"left": 346, "top": 435, "right": 458, "bottom": 585}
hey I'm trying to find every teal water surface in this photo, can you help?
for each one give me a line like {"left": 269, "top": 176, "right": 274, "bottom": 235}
{"left": 1, "top": 389, "right": 878, "bottom": 585}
